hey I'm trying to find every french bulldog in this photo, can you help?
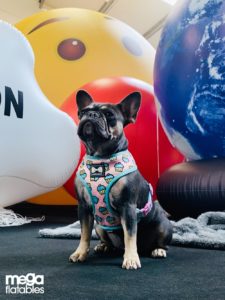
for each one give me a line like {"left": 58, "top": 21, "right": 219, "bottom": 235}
{"left": 69, "top": 90, "right": 173, "bottom": 269}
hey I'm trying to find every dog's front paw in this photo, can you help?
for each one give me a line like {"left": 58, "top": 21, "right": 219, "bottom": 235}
{"left": 151, "top": 248, "right": 167, "bottom": 258}
{"left": 69, "top": 247, "right": 89, "bottom": 263}
{"left": 94, "top": 242, "right": 111, "bottom": 254}
{"left": 122, "top": 253, "right": 141, "bottom": 270}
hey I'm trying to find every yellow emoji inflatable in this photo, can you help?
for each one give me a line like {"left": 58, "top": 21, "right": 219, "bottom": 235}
{"left": 16, "top": 8, "right": 155, "bottom": 205}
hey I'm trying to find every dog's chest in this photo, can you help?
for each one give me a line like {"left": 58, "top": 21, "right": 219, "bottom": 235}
{"left": 76, "top": 151, "right": 137, "bottom": 229}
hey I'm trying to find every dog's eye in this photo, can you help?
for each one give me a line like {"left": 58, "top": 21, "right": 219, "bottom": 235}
{"left": 104, "top": 111, "right": 117, "bottom": 126}
{"left": 104, "top": 111, "right": 113, "bottom": 118}
{"left": 78, "top": 111, "right": 85, "bottom": 119}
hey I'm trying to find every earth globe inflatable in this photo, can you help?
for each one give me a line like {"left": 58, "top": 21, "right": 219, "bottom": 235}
{"left": 154, "top": 0, "right": 225, "bottom": 160}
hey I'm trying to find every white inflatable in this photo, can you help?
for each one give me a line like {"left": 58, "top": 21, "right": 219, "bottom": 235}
{"left": 0, "top": 21, "right": 80, "bottom": 207}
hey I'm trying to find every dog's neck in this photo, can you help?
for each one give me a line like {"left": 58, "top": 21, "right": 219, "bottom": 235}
{"left": 84, "top": 133, "right": 128, "bottom": 158}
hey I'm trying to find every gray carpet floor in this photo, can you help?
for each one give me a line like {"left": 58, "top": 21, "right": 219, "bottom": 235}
{"left": 1, "top": 218, "right": 225, "bottom": 300}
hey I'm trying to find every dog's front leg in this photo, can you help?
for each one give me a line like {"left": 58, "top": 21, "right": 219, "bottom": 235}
{"left": 69, "top": 203, "right": 94, "bottom": 263}
{"left": 121, "top": 204, "right": 141, "bottom": 270}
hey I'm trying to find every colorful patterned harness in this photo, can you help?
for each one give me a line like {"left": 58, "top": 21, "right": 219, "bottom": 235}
{"left": 76, "top": 150, "right": 153, "bottom": 231}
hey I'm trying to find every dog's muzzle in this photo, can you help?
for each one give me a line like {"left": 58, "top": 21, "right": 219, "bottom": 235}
{"left": 78, "top": 111, "right": 111, "bottom": 141}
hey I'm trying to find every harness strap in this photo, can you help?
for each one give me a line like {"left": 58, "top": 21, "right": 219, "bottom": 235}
{"left": 136, "top": 184, "right": 153, "bottom": 222}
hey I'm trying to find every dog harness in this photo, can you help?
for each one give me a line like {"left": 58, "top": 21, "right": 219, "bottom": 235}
{"left": 76, "top": 150, "right": 153, "bottom": 231}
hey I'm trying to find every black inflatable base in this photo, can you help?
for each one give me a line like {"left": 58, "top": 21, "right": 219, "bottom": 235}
{"left": 156, "top": 157, "right": 225, "bottom": 220}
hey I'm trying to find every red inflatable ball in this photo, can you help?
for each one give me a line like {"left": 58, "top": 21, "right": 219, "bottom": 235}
{"left": 61, "top": 77, "right": 184, "bottom": 199}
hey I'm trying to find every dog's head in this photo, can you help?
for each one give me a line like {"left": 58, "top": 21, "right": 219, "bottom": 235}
{"left": 76, "top": 90, "right": 141, "bottom": 156}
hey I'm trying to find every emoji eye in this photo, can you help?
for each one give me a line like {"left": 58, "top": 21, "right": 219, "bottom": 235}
{"left": 57, "top": 38, "right": 86, "bottom": 61}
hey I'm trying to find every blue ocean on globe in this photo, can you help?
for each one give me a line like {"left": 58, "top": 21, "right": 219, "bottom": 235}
{"left": 154, "top": 0, "right": 225, "bottom": 160}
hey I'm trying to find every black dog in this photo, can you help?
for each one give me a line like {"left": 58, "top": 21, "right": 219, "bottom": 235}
{"left": 69, "top": 90, "right": 172, "bottom": 269}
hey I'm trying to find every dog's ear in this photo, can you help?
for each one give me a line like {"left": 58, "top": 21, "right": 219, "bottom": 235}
{"left": 117, "top": 92, "right": 141, "bottom": 126}
{"left": 76, "top": 90, "right": 93, "bottom": 111}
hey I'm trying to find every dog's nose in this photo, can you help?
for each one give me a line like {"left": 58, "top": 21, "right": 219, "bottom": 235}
{"left": 87, "top": 111, "right": 100, "bottom": 119}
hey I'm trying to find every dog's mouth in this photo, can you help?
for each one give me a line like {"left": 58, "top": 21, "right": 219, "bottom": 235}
{"left": 78, "top": 118, "right": 111, "bottom": 141}
{"left": 82, "top": 122, "right": 95, "bottom": 140}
